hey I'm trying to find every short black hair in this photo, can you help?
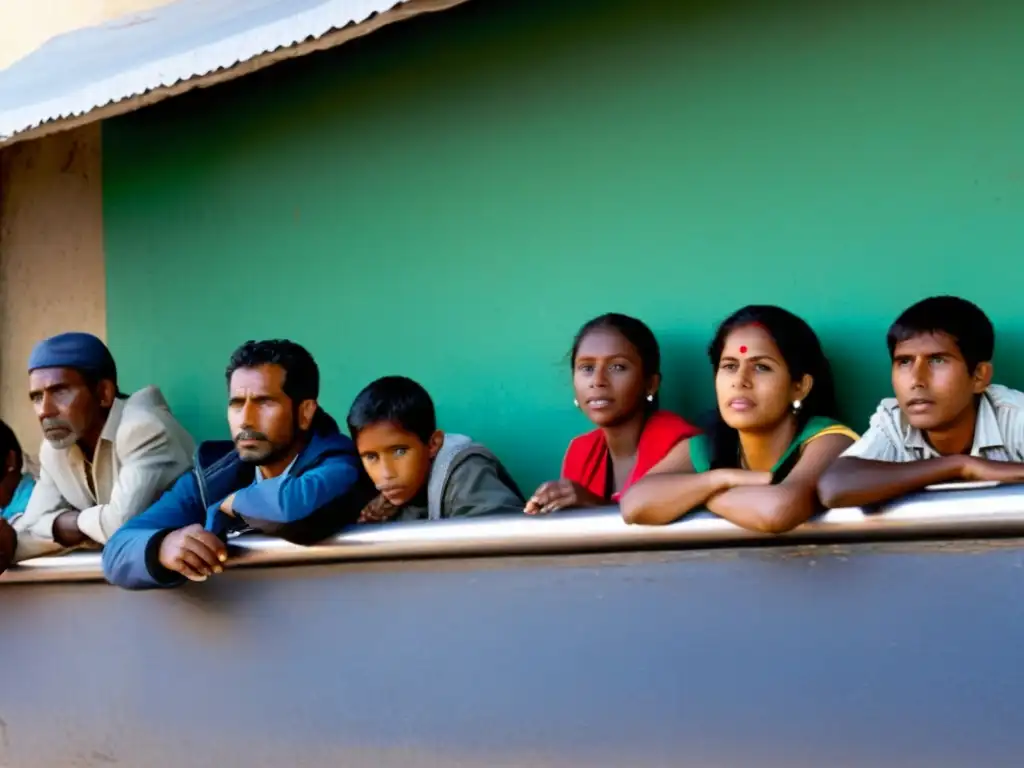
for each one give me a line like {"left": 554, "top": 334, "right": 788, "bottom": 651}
{"left": 887, "top": 296, "right": 994, "bottom": 372}
{"left": 225, "top": 340, "right": 320, "bottom": 404}
{"left": 347, "top": 376, "right": 437, "bottom": 443}
{"left": 0, "top": 420, "right": 22, "bottom": 470}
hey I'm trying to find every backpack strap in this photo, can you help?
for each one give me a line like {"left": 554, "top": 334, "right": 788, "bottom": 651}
{"left": 426, "top": 434, "right": 474, "bottom": 521}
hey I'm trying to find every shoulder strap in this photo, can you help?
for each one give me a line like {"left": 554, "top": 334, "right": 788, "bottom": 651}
{"left": 427, "top": 434, "right": 475, "bottom": 521}
{"left": 771, "top": 417, "right": 857, "bottom": 476}
{"left": 795, "top": 416, "right": 858, "bottom": 445}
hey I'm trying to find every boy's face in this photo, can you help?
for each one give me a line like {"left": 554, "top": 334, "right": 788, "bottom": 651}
{"left": 891, "top": 332, "right": 990, "bottom": 432}
{"left": 355, "top": 421, "right": 442, "bottom": 507}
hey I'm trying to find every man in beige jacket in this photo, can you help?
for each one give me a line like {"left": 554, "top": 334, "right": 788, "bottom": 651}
{"left": 0, "top": 332, "right": 195, "bottom": 568}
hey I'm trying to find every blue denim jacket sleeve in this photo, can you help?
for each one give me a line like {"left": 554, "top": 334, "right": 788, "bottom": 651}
{"left": 102, "top": 469, "right": 203, "bottom": 590}
{"left": 229, "top": 452, "right": 365, "bottom": 545}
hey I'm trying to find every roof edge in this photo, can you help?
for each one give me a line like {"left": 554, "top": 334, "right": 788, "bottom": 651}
{"left": 0, "top": 0, "right": 470, "bottom": 151}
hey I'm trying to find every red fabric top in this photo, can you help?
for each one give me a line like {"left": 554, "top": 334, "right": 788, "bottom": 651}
{"left": 561, "top": 410, "right": 700, "bottom": 502}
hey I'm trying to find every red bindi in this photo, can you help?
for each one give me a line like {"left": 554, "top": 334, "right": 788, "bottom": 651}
{"left": 739, "top": 345, "right": 748, "bottom": 354}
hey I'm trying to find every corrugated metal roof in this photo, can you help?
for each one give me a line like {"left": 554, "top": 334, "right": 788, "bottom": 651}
{"left": 0, "top": 0, "right": 466, "bottom": 147}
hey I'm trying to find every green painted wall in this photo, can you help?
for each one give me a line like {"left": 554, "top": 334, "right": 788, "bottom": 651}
{"left": 104, "top": 0, "right": 1024, "bottom": 491}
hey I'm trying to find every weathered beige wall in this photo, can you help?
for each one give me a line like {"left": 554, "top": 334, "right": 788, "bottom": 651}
{"left": 0, "top": 0, "right": 173, "bottom": 70}
{"left": 0, "top": 124, "right": 106, "bottom": 457}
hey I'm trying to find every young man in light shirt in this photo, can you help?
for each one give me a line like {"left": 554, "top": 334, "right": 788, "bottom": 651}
{"left": 819, "top": 296, "right": 1024, "bottom": 509}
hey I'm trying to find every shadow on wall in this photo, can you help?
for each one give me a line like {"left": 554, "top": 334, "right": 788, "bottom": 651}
{"left": 0, "top": 125, "right": 106, "bottom": 458}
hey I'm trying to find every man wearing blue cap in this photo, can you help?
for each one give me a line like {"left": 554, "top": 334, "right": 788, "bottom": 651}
{"left": 4, "top": 332, "right": 196, "bottom": 565}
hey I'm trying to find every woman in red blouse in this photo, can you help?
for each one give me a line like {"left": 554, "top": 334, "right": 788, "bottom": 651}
{"left": 525, "top": 313, "right": 699, "bottom": 514}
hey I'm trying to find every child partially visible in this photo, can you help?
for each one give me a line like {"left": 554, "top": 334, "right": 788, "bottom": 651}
{"left": 0, "top": 419, "right": 35, "bottom": 521}
{"left": 818, "top": 296, "right": 1024, "bottom": 509}
{"left": 347, "top": 376, "right": 524, "bottom": 522}
{"left": 0, "top": 420, "right": 35, "bottom": 573}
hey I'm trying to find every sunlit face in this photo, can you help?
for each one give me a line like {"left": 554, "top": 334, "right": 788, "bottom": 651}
{"left": 227, "top": 364, "right": 304, "bottom": 465}
{"left": 891, "top": 332, "right": 988, "bottom": 432}
{"left": 355, "top": 421, "right": 442, "bottom": 507}
{"left": 572, "top": 328, "right": 655, "bottom": 428}
{"left": 715, "top": 324, "right": 810, "bottom": 432}
{"left": 28, "top": 367, "right": 110, "bottom": 450}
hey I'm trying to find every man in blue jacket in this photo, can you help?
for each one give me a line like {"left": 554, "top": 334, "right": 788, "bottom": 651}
{"left": 103, "top": 339, "right": 372, "bottom": 590}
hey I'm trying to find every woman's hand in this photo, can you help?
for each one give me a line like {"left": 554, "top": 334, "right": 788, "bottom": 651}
{"left": 715, "top": 469, "right": 773, "bottom": 490}
{"left": 525, "top": 480, "right": 606, "bottom": 515}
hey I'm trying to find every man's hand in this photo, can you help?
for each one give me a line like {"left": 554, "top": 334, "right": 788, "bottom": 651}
{"left": 960, "top": 456, "right": 1024, "bottom": 485}
{"left": 0, "top": 518, "right": 15, "bottom": 574}
{"left": 52, "top": 510, "right": 88, "bottom": 547}
{"left": 220, "top": 493, "right": 237, "bottom": 517}
{"left": 158, "top": 524, "right": 228, "bottom": 582}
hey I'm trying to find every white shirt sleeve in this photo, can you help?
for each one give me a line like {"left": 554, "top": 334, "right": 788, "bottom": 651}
{"left": 75, "top": 409, "right": 193, "bottom": 544}
{"left": 840, "top": 407, "right": 908, "bottom": 462}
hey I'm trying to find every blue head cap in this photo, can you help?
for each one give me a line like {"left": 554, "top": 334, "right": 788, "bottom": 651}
{"left": 28, "top": 332, "right": 117, "bottom": 384}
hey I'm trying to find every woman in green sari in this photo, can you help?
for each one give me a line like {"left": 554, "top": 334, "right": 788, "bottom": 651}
{"left": 620, "top": 305, "right": 857, "bottom": 533}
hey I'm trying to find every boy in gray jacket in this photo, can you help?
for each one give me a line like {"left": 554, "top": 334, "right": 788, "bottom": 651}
{"left": 347, "top": 376, "right": 523, "bottom": 522}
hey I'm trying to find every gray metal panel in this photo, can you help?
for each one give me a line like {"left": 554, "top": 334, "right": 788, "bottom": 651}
{"left": 3, "top": 481, "right": 1023, "bottom": 584}
{"left": 1, "top": 540, "right": 1022, "bottom": 767}
{"left": 0, "top": 0, "right": 412, "bottom": 141}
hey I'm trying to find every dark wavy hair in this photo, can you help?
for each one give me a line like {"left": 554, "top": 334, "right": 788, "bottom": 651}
{"left": 226, "top": 339, "right": 319, "bottom": 402}
{"left": 225, "top": 339, "right": 337, "bottom": 435}
{"left": 703, "top": 305, "right": 841, "bottom": 480}
{"left": 570, "top": 313, "right": 662, "bottom": 411}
